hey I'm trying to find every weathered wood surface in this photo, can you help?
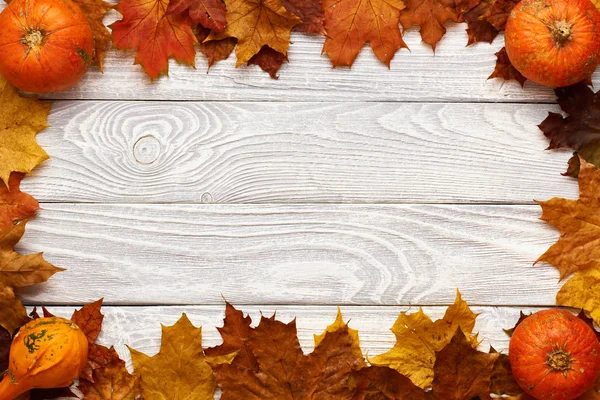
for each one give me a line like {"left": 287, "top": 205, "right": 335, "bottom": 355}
{"left": 18, "top": 204, "right": 560, "bottom": 306}
{"left": 24, "top": 101, "right": 577, "bottom": 204}
{"left": 43, "top": 305, "right": 541, "bottom": 361}
{"left": 0, "top": 0, "right": 597, "bottom": 102}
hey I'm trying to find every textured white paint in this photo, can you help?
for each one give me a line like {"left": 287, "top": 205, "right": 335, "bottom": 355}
{"left": 17, "top": 204, "right": 561, "bottom": 306}
{"left": 23, "top": 101, "right": 577, "bottom": 203}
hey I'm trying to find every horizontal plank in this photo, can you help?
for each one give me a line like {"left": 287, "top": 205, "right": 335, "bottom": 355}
{"left": 41, "top": 305, "right": 542, "bottom": 366}
{"left": 17, "top": 204, "right": 561, "bottom": 306}
{"left": 0, "top": 0, "right": 596, "bottom": 102}
{"left": 23, "top": 101, "right": 578, "bottom": 204}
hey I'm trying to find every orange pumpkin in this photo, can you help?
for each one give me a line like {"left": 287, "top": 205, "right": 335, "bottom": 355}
{"left": 505, "top": 0, "right": 600, "bottom": 87}
{"left": 509, "top": 309, "right": 600, "bottom": 400}
{"left": 0, "top": 0, "right": 94, "bottom": 93}
{"left": 0, "top": 317, "right": 89, "bottom": 400}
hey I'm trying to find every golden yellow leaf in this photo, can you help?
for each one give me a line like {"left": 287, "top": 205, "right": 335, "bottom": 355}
{"left": 537, "top": 158, "right": 600, "bottom": 279}
{"left": 209, "top": 0, "right": 301, "bottom": 66}
{"left": 369, "top": 290, "right": 478, "bottom": 389}
{"left": 0, "top": 222, "right": 64, "bottom": 334}
{"left": 129, "top": 313, "right": 230, "bottom": 400}
{"left": 557, "top": 266, "right": 600, "bottom": 324}
{"left": 0, "top": 76, "right": 50, "bottom": 188}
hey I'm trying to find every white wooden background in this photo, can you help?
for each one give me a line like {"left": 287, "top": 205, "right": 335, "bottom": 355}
{"left": 2, "top": 2, "right": 593, "bottom": 383}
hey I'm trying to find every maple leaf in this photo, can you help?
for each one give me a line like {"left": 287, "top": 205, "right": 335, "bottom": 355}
{"left": 166, "top": 0, "right": 227, "bottom": 31}
{"left": 321, "top": 0, "right": 406, "bottom": 67}
{"left": 398, "top": 0, "right": 478, "bottom": 50}
{"left": 72, "top": 0, "right": 113, "bottom": 69}
{"left": 81, "top": 344, "right": 122, "bottom": 383}
{"left": 539, "top": 83, "right": 600, "bottom": 177}
{"left": 369, "top": 290, "right": 478, "bottom": 389}
{"left": 0, "top": 173, "right": 39, "bottom": 231}
{"left": 502, "top": 311, "right": 530, "bottom": 337}
{"left": 350, "top": 366, "right": 425, "bottom": 399}
{"left": 488, "top": 47, "right": 526, "bottom": 86}
{"left": 79, "top": 359, "right": 142, "bottom": 400}
{"left": 129, "top": 313, "right": 230, "bottom": 400}
{"left": 212, "top": 305, "right": 365, "bottom": 399}
{"left": 429, "top": 329, "right": 499, "bottom": 399}
{"left": 536, "top": 158, "right": 600, "bottom": 279}
{"left": 577, "top": 310, "right": 600, "bottom": 342}
{"left": 72, "top": 298, "right": 104, "bottom": 343}
{"left": 110, "top": 0, "right": 198, "bottom": 79}
{"left": 281, "top": 0, "right": 324, "bottom": 33}
{"left": 463, "top": 0, "right": 516, "bottom": 45}
{"left": 210, "top": 0, "right": 301, "bottom": 66}
{"left": 0, "top": 222, "right": 63, "bottom": 334}
{"left": 195, "top": 28, "right": 237, "bottom": 67}
{"left": 248, "top": 46, "right": 288, "bottom": 79}
{"left": 557, "top": 267, "right": 600, "bottom": 325}
{"left": 489, "top": 351, "right": 522, "bottom": 396}
{"left": 0, "top": 76, "right": 50, "bottom": 188}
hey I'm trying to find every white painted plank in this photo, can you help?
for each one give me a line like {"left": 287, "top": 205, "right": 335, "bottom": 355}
{"left": 17, "top": 204, "right": 561, "bottom": 306}
{"left": 0, "top": 0, "right": 596, "bottom": 102}
{"left": 23, "top": 101, "right": 578, "bottom": 204}
{"left": 40, "top": 305, "right": 542, "bottom": 365}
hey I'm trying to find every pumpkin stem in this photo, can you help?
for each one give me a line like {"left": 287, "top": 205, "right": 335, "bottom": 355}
{"left": 21, "top": 29, "right": 45, "bottom": 50}
{"left": 547, "top": 348, "right": 573, "bottom": 376}
{"left": 550, "top": 20, "right": 573, "bottom": 47}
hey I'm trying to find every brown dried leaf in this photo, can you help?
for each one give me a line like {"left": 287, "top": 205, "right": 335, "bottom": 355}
{"left": 72, "top": 298, "right": 104, "bottom": 344}
{"left": 350, "top": 366, "right": 425, "bottom": 399}
{"left": 0, "top": 173, "right": 39, "bottom": 231}
{"left": 488, "top": 47, "right": 526, "bottom": 86}
{"left": 79, "top": 359, "right": 142, "bottom": 400}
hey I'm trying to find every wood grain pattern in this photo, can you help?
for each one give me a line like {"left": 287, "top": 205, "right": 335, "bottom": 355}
{"left": 24, "top": 101, "right": 578, "bottom": 204}
{"left": 42, "top": 305, "right": 542, "bottom": 366}
{"left": 0, "top": 0, "right": 595, "bottom": 102}
{"left": 17, "top": 204, "right": 561, "bottom": 306}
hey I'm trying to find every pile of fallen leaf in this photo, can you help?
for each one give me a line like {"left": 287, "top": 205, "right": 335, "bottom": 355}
{"left": 5, "top": 0, "right": 573, "bottom": 81}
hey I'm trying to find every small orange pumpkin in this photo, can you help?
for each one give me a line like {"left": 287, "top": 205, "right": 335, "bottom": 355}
{"left": 0, "top": 317, "right": 89, "bottom": 400}
{"left": 509, "top": 309, "right": 600, "bottom": 400}
{"left": 505, "top": 0, "right": 600, "bottom": 87}
{"left": 0, "top": 0, "right": 94, "bottom": 93}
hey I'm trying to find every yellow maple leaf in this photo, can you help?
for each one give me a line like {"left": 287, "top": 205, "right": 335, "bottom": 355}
{"left": 129, "top": 313, "right": 233, "bottom": 400}
{"left": 536, "top": 158, "right": 600, "bottom": 279}
{"left": 0, "top": 222, "right": 64, "bottom": 334}
{"left": 209, "top": 0, "right": 301, "bottom": 66}
{"left": 0, "top": 76, "right": 50, "bottom": 188}
{"left": 314, "top": 308, "right": 364, "bottom": 362}
{"left": 369, "top": 290, "right": 478, "bottom": 389}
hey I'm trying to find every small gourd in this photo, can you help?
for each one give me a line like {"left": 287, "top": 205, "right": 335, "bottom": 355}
{"left": 0, "top": 317, "right": 88, "bottom": 400}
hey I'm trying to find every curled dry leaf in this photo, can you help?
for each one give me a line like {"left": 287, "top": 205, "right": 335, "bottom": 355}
{"left": 429, "top": 329, "right": 499, "bottom": 399}
{"left": 488, "top": 47, "right": 526, "bottom": 86}
{"left": 539, "top": 83, "right": 600, "bottom": 177}
{"left": 369, "top": 290, "right": 478, "bottom": 389}
{"left": 321, "top": 0, "right": 406, "bottom": 67}
{"left": 0, "top": 222, "right": 63, "bottom": 334}
{"left": 0, "top": 76, "right": 50, "bottom": 188}
{"left": 110, "top": 0, "right": 197, "bottom": 79}
{"left": 129, "top": 313, "right": 232, "bottom": 400}
{"left": 0, "top": 173, "right": 39, "bottom": 231}
{"left": 209, "top": 0, "right": 301, "bottom": 66}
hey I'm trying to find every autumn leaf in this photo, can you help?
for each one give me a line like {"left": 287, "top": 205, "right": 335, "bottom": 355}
{"left": 166, "top": 0, "right": 227, "bottom": 32}
{"left": 129, "top": 313, "right": 230, "bottom": 400}
{"left": 72, "top": 0, "right": 113, "bottom": 69}
{"left": 398, "top": 0, "right": 478, "bottom": 50}
{"left": 350, "top": 366, "right": 425, "bottom": 399}
{"left": 72, "top": 298, "right": 104, "bottom": 343}
{"left": 0, "top": 76, "right": 50, "bottom": 188}
{"left": 0, "top": 173, "right": 39, "bottom": 231}
{"left": 463, "top": 0, "right": 516, "bottom": 44}
{"left": 110, "top": 0, "right": 197, "bottom": 79}
{"left": 212, "top": 305, "right": 366, "bottom": 399}
{"left": 539, "top": 83, "right": 600, "bottom": 177}
{"left": 577, "top": 310, "right": 600, "bottom": 342}
{"left": 488, "top": 47, "right": 526, "bottom": 86}
{"left": 281, "top": 0, "right": 324, "bottom": 33}
{"left": 321, "top": 0, "right": 406, "bottom": 67}
{"left": 79, "top": 359, "right": 142, "bottom": 400}
{"left": 369, "top": 290, "right": 478, "bottom": 388}
{"left": 248, "top": 46, "right": 288, "bottom": 79}
{"left": 210, "top": 0, "right": 301, "bottom": 66}
{"left": 0, "top": 325, "right": 10, "bottom": 372}
{"left": 0, "top": 222, "right": 63, "bottom": 334}
{"left": 536, "top": 158, "right": 600, "bottom": 279}
{"left": 557, "top": 267, "right": 600, "bottom": 325}
{"left": 489, "top": 351, "right": 523, "bottom": 396}
{"left": 429, "top": 329, "right": 499, "bottom": 399}
{"left": 502, "top": 311, "right": 530, "bottom": 337}
{"left": 81, "top": 344, "right": 122, "bottom": 383}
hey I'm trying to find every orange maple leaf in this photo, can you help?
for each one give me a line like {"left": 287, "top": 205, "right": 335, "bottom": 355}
{"left": 0, "top": 173, "right": 38, "bottom": 231}
{"left": 111, "top": 0, "right": 198, "bottom": 79}
{"left": 167, "top": 0, "right": 228, "bottom": 32}
{"left": 321, "top": 0, "right": 407, "bottom": 67}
